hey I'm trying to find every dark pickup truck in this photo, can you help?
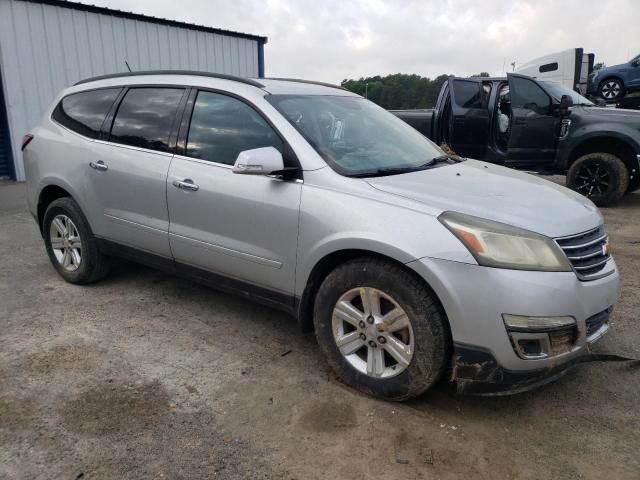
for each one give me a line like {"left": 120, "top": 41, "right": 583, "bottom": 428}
{"left": 392, "top": 73, "right": 640, "bottom": 205}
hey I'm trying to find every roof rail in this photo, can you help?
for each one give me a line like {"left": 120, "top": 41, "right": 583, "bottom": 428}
{"left": 74, "top": 70, "right": 265, "bottom": 88}
{"left": 264, "top": 77, "right": 347, "bottom": 91}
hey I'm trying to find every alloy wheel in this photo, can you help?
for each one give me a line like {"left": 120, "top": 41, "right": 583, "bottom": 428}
{"left": 332, "top": 287, "right": 414, "bottom": 379}
{"left": 575, "top": 164, "right": 611, "bottom": 197}
{"left": 600, "top": 80, "right": 621, "bottom": 100}
{"left": 50, "top": 214, "right": 83, "bottom": 271}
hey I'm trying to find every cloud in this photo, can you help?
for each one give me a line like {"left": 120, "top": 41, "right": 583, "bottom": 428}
{"left": 79, "top": 0, "right": 640, "bottom": 83}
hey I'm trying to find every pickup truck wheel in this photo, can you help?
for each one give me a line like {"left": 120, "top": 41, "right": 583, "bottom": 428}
{"left": 626, "top": 174, "right": 640, "bottom": 194}
{"left": 567, "top": 153, "right": 629, "bottom": 206}
{"left": 598, "top": 79, "right": 624, "bottom": 101}
{"left": 43, "top": 197, "right": 112, "bottom": 284}
{"left": 313, "top": 258, "right": 450, "bottom": 401}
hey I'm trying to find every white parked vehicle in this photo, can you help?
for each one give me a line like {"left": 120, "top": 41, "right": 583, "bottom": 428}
{"left": 516, "top": 48, "right": 594, "bottom": 95}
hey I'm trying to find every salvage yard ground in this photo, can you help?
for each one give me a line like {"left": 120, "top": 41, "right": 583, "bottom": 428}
{"left": 1, "top": 181, "right": 639, "bottom": 480}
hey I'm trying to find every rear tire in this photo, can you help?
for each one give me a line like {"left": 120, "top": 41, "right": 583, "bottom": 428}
{"left": 566, "top": 153, "right": 629, "bottom": 206}
{"left": 43, "top": 197, "right": 112, "bottom": 284}
{"left": 313, "top": 257, "right": 450, "bottom": 401}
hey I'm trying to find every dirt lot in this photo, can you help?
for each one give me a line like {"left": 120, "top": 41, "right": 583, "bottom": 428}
{"left": 1, "top": 181, "right": 638, "bottom": 480}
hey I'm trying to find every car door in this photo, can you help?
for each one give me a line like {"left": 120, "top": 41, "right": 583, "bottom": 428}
{"left": 506, "top": 74, "right": 559, "bottom": 166}
{"left": 166, "top": 89, "right": 302, "bottom": 297}
{"left": 446, "top": 77, "right": 491, "bottom": 159}
{"left": 87, "top": 87, "right": 187, "bottom": 257}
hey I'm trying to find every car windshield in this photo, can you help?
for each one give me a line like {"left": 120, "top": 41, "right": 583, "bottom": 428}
{"left": 267, "top": 94, "right": 448, "bottom": 176}
{"left": 538, "top": 81, "right": 594, "bottom": 106}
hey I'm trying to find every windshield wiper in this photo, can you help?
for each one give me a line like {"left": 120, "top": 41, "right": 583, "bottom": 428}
{"left": 349, "top": 155, "right": 463, "bottom": 178}
{"left": 349, "top": 166, "right": 423, "bottom": 178}
{"left": 425, "top": 154, "right": 463, "bottom": 165}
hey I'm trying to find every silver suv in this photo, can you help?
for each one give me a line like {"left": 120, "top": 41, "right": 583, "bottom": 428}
{"left": 23, "top": 72, "right": 620, "bottom": 400}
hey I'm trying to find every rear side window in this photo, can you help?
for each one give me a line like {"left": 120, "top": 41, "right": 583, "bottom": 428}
{"left": 110, "top": 88, "right": 184, "bottom": 152}
{"left": 539, "top": 62, "right": 559, "bottom": 73}
{"left": 52, "top": 88, "right": 121, "bottom": 139}
{"left": 186, "top": 91, "right": 282, "bottom": 165}
{"left": 452, "top": 80, "right": 483, "bottom": 108}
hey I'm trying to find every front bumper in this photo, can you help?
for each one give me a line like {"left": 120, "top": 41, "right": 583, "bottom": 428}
{"left": 407, "top": 256, "right": 620, "bottom": 393}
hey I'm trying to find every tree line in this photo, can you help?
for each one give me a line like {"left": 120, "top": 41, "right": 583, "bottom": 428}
{"left": 340, "top": 72, "right": 490, "bottom": 109}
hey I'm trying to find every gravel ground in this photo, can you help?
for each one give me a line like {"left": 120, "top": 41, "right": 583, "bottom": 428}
{"left": 1, "top": 181, "right": 638, "bottom": 480}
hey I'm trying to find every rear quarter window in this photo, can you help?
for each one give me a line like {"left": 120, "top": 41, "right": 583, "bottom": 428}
{"left": 52, "top": 88, "right": 121, "bottom": 139}
{"left": 109, "top": 88, "right": 184, "bottom": 153}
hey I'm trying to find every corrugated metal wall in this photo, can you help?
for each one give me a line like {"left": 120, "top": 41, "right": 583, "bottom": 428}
{"left": 0, "top": 0, "right": 262, "bottom": 180}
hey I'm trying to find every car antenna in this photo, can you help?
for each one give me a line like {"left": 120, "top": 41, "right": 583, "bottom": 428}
{"left": 125, "top": 60, "right": 132, "bottom": 72}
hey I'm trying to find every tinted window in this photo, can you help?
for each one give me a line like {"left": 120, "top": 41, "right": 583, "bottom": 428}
{"left": 110, "top": 88, "right": 184, "bottom": 152}
{"left": 539, "top": 62, "right": 559, "bottom": 73}
{"left": 186, "top": 91, "right": 282, "bottom": 165}
{"left": 452, "top": 80, "right": 483, "bottom": 108}
{"left": 52, "top": 88, "right": 120, "bottom": 138}
{"left": 510, "top": 77, "right": 551, "bottom": 114}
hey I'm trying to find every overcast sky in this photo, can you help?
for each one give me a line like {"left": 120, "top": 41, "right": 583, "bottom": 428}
{"left": 79, "top": 0, "right": 639, "bottom": 83}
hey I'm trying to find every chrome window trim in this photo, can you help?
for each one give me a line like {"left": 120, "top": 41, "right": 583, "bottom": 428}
{"left": 92, "top": 138, "right": 174, "bottom": 157}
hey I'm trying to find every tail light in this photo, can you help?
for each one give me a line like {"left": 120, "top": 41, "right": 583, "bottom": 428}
{"left": 22, "top": 134, "right": 34, "bottom": 151}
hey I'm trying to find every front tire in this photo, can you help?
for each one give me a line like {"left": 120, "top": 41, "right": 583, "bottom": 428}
{"left": 598, "top": 78, "right": 624, "bottom": 101}
{"left": 566, "top": 153, "right": 629, "bottom": 206}
{"left": 43, "top": 197, "right": 112, "bottom": 284}
{"left": 313, "top": 258, "right": 450, "bottom": 401}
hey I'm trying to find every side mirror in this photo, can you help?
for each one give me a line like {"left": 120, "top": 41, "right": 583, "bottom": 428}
{"left": 232, "top": 147, "right": 285, "bottom": 176}
{"left": 559, "top": 94, "right": 573, "bottom": 116}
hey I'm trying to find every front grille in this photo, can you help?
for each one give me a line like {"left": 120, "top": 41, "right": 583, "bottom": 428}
{"left": 555, "top": 226, "right": 610, "bottom": 281}
{"left": 585, "top": 309, "right": 610, "bottom": 336}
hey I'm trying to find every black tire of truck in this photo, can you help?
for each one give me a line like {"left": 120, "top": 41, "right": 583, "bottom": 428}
{"left": 626, "top": 174, "right": 640, "bottom": 194}
{"left": 566, "top": 153, "right": 629, "bottom": 206}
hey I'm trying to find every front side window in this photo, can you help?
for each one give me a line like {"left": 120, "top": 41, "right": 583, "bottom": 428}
{"left": 510, "top": 77, "right": 551, "bottom": 114}
{"left": 186, "top": 91, "right": 282, "bottom": 165}
{"left": 267, "top": 95, "right": 445, "bottom": 176}
{"left": 52, "top": 88, "right": 121, "bottom": 138}
{"left": 538, "top": 81, "right": 594, "bottom": 106}
{"left": 110, "top": 88, "right": 184, "bottom": 152}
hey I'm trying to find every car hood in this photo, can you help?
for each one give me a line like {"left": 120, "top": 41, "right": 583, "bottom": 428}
{"left": 366, "top": 160, "right": 602, "bottom": 238}
{"left": 582, "top": 105, "right": 640, "bottom": 120}
{"left": 597, "top": 62, "right": 628, "bottom": 74}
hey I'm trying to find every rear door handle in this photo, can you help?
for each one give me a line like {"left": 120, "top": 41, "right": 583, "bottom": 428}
{"left": 89, "top": 160, "right": 108, "bottom": 171}
{"left": 172, "top": 178, "right": 199, "bottom": 191}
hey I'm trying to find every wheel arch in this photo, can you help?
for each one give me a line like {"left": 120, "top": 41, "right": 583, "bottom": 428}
{"left": 598, "top": 75, "right": 625, "bottom": 92}
{"left": 36, "top": 177, "right": 86, "bottom": 236}
{"left": 296, "top": 248, "right": 448, "bottom": 333}
{"left": 567, "top": 134, "right": 638, "bottom": 175}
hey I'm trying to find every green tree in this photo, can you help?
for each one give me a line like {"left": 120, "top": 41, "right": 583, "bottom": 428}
{"left": 341, "top": 73, "right": 452, "bottom": 109}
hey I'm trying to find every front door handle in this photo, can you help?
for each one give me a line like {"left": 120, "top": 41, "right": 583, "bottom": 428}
{"left": 172, "top": 178, "right": 199, "bottom": 191}
{"left": 89, "top": 160, "right": 108, "bottom": 171}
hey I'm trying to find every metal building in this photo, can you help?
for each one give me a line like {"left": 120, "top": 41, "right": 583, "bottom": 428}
{"left": 0, "top": 0, "right": 267, "bottom": 180}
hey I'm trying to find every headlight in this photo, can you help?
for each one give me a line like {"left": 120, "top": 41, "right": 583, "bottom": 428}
{"left": 439, "top": 211, "right": 572, "bottom": 272}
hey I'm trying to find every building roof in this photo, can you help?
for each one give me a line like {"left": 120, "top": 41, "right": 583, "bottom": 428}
{"left": 20, "top": 0, "right": 268, "bottom": 43}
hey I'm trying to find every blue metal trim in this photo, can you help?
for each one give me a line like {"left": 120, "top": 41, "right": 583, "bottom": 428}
{"left": 258, "top": 41, "right": 265, "bottom": 78}
{"left": 0, "top": 67, "right": 15, "bottom": 180}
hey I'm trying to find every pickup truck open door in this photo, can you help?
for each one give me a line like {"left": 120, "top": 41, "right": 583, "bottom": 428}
{"left": 445, "top": 77, "right": 490, "bottom": 158}
{"left": 506, "top": 73, "right": 560, "bottom": 167}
